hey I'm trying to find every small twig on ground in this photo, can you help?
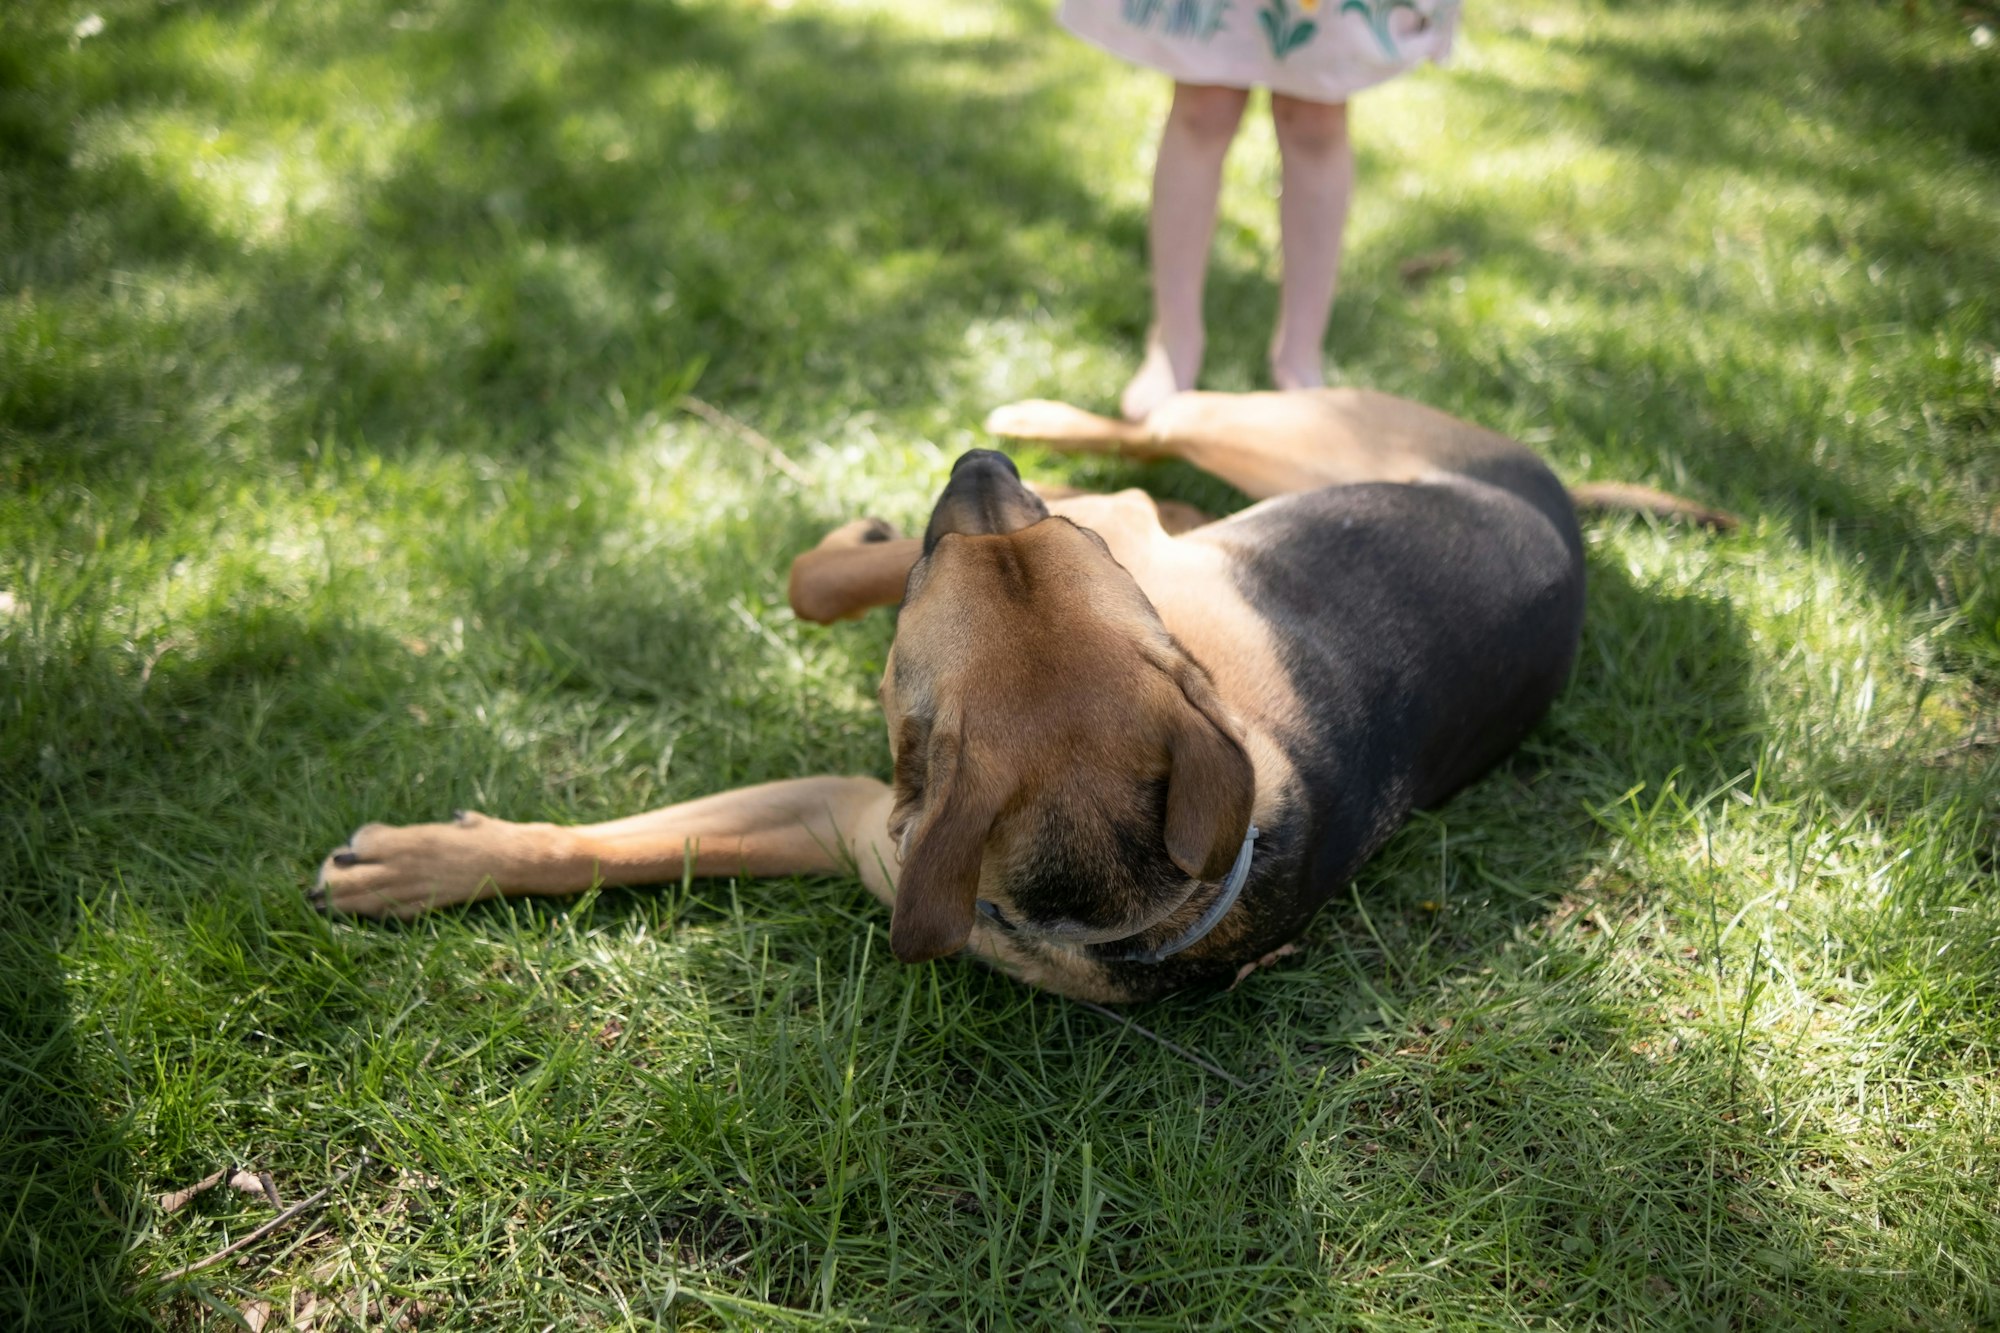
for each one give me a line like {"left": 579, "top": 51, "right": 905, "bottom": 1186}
{"left": 157, "top": 1168, "right": 228, "bottom": 1215}
{"left": 1070, "top": 998, "right": 1251, "bottom": 1090}
{"left": 137, "top": 636, "right": 182, "bottom": 689}
{"left": 679, "top": 395, "right": 812, "bottom": 486}
{"left": 149, "top": 1150, "right": 370, "bottom": 1285}
{"left": 160, "top": 1166, "right": 279, "bottom": 1214}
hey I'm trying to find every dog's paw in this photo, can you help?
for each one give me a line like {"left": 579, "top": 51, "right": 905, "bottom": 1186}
{"left": 310, "top": 811, "right": 552, "bottom": 920}
{"left": 984, "top": 399, "right": 1105, "bottom": 442}
{"left": 984, "top": 399, "right": 1161, "bottom": 456}
{"left": 813, "top": 516, "right": 901, "bottom": 550}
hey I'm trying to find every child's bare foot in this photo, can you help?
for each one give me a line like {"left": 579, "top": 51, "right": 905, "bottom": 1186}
{"left": 1120, "top": 326, "right": 1202, "bottom": 422}
{"left": 1269, "top": 342, "right": 1326, "bottom": 393}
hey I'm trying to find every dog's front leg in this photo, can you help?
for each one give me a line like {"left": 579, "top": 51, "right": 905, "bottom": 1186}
{"left": 787, "top": 519, "right": 920, "bottom": 624}
{"left": 313, "top": 776, "right": 898, "bottom": 920}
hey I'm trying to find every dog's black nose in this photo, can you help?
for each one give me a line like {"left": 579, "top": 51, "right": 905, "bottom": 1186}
{"left": 949, "top": 448, "right": 1021, "bottom": 479}
{"left": 925, "top": 450, "right": 1047, "bottom": 553}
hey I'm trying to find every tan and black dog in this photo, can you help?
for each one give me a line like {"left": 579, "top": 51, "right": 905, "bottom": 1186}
{"left": 314, "top": 389, "right": 1730, "bottom": 1002}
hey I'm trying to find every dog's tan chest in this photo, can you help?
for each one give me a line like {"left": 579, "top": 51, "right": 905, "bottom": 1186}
{"left": 1122, "top": 537, "right": 1304, "bottom": 836}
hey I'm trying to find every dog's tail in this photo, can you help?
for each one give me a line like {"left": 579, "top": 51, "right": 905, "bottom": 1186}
{"left": 1568, "top": 482, "right": 1739, "bottom": 532}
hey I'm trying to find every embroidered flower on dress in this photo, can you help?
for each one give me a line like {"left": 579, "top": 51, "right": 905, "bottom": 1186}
{"left": 1259, "top": 0, "right": 1318, "bottom": 56}
{"left": 1338, "top": 0, "right": 1417, "bottom": 57}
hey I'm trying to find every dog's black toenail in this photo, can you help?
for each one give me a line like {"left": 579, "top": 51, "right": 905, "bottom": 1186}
{"left": 333, "top": 851, "right": 359, "bottom": 867}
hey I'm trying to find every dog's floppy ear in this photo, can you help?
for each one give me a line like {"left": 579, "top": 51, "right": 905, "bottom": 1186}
{"left": 890, "top": 739, "right": 1003, "bottom": 964}
{"left": 1162, "top": 664, "right": 1255, "bottom": 882}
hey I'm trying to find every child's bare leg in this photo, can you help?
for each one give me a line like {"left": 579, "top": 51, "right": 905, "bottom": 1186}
{"left": 1123, "top": 82, "right": 1250, "bottom": 423}
{"left": 1268, "top": 95, "right": 1353, "bottom": 392}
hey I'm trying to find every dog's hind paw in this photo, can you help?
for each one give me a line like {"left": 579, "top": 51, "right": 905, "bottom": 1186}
{"left": 813, "top": 516, "right": 902, "bottom": 550}
{"left": 984, "top": 399, "right": 1145, "bottom": 452}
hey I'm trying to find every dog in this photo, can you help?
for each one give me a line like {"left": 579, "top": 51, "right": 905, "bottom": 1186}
{"left": 313, "top": 388, "right": 1732, "bottom": 1002}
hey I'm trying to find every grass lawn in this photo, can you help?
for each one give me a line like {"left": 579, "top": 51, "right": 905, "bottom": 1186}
{"left": 4, "top": 0, "right": 1997, "bottom": 1325}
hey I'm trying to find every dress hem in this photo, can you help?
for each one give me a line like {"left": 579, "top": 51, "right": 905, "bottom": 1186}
{"left": 1058, "top": 3, "right": 1455, "bottom": 104}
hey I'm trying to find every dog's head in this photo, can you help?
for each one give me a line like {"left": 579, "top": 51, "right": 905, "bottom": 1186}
{"left": 880, "top": 450, "right": 1254, "bottom": 964}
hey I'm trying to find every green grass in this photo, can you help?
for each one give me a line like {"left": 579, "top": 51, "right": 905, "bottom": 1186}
{"left": 3, "top": 0, "right": 1997, "bottom": 1326}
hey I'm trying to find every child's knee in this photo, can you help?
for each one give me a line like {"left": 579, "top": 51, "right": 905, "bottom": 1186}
{"left": 1168, "top": 83, "right": 1250, "bottom": 144}
{"left": 1271, "top": 96, "right": 1349, "bottom": 157}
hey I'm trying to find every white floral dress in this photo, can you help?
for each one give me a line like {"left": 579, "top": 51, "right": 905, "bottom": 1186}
{"left": 1060, "top": 0, "right": 1459, "bottom": 103}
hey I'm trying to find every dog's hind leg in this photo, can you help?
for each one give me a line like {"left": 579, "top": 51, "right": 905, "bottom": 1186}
{"left": 991, "top": 389, "right": 1735, "bottom": 529}
{"left": 989, "top": 388, "right": 1547, "bottom": 502}
{"left": 313, "top": 776, "right": 899, "bottom": 920}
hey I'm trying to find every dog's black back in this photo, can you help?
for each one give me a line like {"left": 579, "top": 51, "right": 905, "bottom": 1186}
{"left": 1100, "top": 468, "right": 1585, "bottom": 991}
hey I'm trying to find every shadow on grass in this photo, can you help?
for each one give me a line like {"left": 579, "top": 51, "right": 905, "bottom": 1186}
{"left": 0, "top": 901, "right": 138, "bottom": 1328}
{"left": 5, "top": 0, "right": 1150, "bottom": 486}
{"left": 1358, "top": 18, "right": 1998, "bottom": 670}
{"left": 0, "top": 603, "right": 441, "bottom": 1327}
{"left": 1322, "top": 76, "right": 1996, "bottom": 682}
{"left": 1557, "top": 17, "right": 2000, "bottom": 174}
